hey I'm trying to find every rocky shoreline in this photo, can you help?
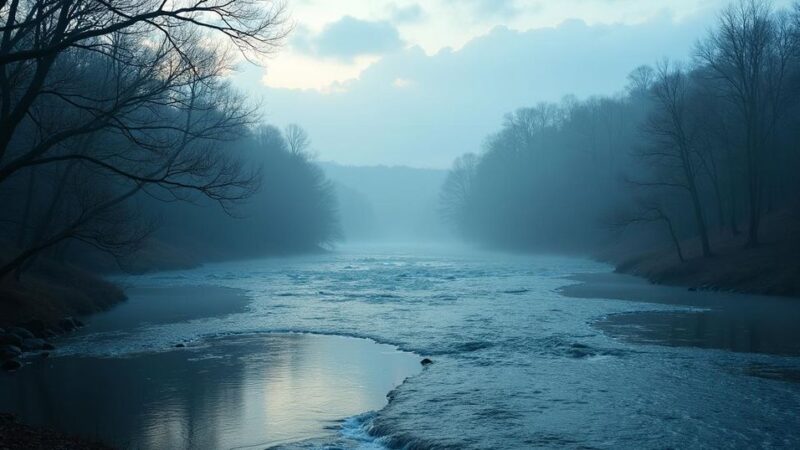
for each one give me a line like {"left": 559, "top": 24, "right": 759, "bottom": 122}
{"left": 0, "top": 317, "right": 84, "bottom": 372}
{"left": 0, "top": 413, "right": 111, "bottom": 450}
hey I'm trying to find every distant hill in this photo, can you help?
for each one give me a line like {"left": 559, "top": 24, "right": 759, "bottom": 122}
{"left": 319, "top": 162, "right": 450, "bottom": 242}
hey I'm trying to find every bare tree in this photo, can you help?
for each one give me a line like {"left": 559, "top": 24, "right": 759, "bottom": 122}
{"left": 439, "top": 153, "right": 478, "bottom": 235}
{"left": 0, "top": 21, "right": 268, "bottom": 278}
{"left": 613, "top": 195, "right": 686, "bottom": 263}
{"left": 626, "top": 65, "right": 656, "bottom": 95}
{"left": 0, "top": 0, "right": 288, "bottom": 167}
{"left": 695, "top": 0, "right": 800, "bottom": 246}
{"left": 284, "top": 124, "right": 311, "bottom": 157}
{"left": 635, "top": 61, "right": 713, "bottom": 257}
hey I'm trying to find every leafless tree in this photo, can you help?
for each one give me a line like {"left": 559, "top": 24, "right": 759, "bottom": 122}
{"left": 439, "top": 153, "right": 478, "bottom": 235}
{"left": 284, "top": 124, "right": 311, "bottom": 157}
{"left": 612, "top": 195, "right": 685, "bottom": 263}
{"left": 695, "top": 0, "right": 800, "bottom": 246}
{"left": 634, "top": 61, "right": 713, "bottom": 257}
{"left": 0, "top": 0, "right": 288, "bottom": 278}
{"left": 0, "top": 0, "right": 288, "bottom": 165}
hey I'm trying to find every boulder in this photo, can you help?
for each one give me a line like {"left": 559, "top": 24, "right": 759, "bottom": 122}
{"left": 420, "top": 358, "right": 433, "bottom": 366}
{"left": 175, "top": 343, "right": 186, "bottom": 348}
{"left": 0, "top": 333, "right": 23, "bottom": 347}
{"left": 8, "top": 327, "right": 34, "bottom": 340}
{"left": 21, "top": 338, "right": 46, "bottom": 352}
{"left": 23, "top": 320, "right": 48, "bottom": 338}
{"left": 1, "top": 359, "right": 21, "bottom": 371}
{"left": 0, "top": 345, "right": 22, "bottom": 360}
{"left": 58, "top": 318, "right": 77, "bottom": 332}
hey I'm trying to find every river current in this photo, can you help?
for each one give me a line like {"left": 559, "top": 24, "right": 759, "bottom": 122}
{"left": 44, "top": 245, "right": 800, "bottom": 448}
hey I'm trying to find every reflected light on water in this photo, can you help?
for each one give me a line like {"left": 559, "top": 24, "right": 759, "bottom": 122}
{"left": 0, "top": 333, "right": 421, "bottom": 450}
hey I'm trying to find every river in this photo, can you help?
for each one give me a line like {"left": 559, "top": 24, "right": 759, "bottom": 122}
{"left": 2, "top": 244, "right": 799, "bottom": 449}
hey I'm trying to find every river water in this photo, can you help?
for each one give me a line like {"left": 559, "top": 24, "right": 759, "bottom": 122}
{"left": 3, "top": 244, "right": 800, "bottom": 449}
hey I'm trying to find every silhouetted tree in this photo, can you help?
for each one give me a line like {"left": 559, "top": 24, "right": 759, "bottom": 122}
{"left": 439, "top": 153, "right": 478, "bottom": 236}
{"left": 635, "top": 62, "right": 713, "bottom": 257}
{"left": 0, "top": 0, "right": 289, "bottom": 278}
{"left": 695, "top": 0, "right": 800, "bottom": 246}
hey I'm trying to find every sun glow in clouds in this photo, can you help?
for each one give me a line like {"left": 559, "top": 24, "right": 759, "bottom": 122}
{"left": 263, "top": 53, "right": 381, "bottom": 92}
{"left": 253, "top": 0, "right": 745, "bottom": 92}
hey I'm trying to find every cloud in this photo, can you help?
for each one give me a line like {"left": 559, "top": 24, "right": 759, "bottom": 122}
{"left": 392, "top": 77, "right": 414, "bottom": 88}
{"left": 237, "top": 12, "right": 716, "bottom": 167}
{"left": 292, "top": 16, "right": 404, "bottom": 62}
{"left": 452, "top": 0, "right": 524, "bottom": 19}
{"left": 388, "top": 3, "right": 425, "bottom": 23}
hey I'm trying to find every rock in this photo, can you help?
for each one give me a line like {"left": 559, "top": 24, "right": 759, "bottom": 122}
{"left": 0, "top": 345, "right": 22, "bottom": 360}
{"left": 1, "top": 359, "right": 21, "bottom": 371}
{"left": 39, "top": 352, "right": 50, "bottom": 359}
{"left": 42, "top": 342, "right": 55, "bottom": 351}
{"left": 23, "top": 320, "right": 47, "bottom": 338}
{"left": 175, "top": 343, "right": 186, "bottom": 348}
{"left": 44, "top": 329, "right": 57, "bottom": 339}
{"left": 58, "top": 318, "right": 77, "bottom": 332}
{"left": 420, "top": 358, "right": 433, "bottom": 366}
{"left": 21, "top": 338, "right": 46, "bottom": 352}
{"left": 74, "top": 318, "right": 85, "bottom": 328}
{"left": 8, "top": 326, "right": 34, "bottom": 340}
{"left": 0, "top": 333, "right": 23, "bottom": 347}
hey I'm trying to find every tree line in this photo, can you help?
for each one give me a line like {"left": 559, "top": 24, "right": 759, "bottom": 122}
{"left": 0, "top": 0, "right": 339, "bottom": 279}
{"left": 440, "top": 0, "right": 800, "bottom": 260}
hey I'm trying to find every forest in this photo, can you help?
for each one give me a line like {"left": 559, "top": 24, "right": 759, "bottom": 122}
{"left": 0, "top": 0, "right": 338, "bottom": 321}
{"left": 440, "top": 0, "right": 800, "bottom": 294}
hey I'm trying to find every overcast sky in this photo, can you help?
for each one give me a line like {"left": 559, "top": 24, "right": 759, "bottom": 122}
{"left": 231, "top": 0, "right": 793, "bottom": 168}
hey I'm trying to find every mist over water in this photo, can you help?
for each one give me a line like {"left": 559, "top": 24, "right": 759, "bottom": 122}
{"left": 2, "top": 0, "right": 800, "bottom": 448}
{"left": 27, "top": 245, "right": 798, "bottom": 449}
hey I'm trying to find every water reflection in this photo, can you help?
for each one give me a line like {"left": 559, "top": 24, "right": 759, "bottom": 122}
{"left": 564, "top": 273, "right": 800, "bottom": 357}
{"left": 0, "top": 334, "right": 421, "bottom": 449}
{"left": 596, "top": 309, "right": 800, "bottom": 356}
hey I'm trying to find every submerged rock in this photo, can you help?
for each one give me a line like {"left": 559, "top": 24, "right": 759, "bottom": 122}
{"left": 58, "top": 318, "right": 77, "bottom": 332}
{"left": 420, "top": 358, "right": 433, "bottom": 366}
{"left": 23, "top": 320, "right": 47, "bottom": 338}
{"left": 1, "top": 359, "right": 21, "bottom": 371}
{"left": 0, "top": 345, "right": 22, "bottom": 360}
{"left": 175, "top": 343, "right": 186, "bottom": 348}
{"left": 0, "top": 333, "right": 23, "bottom": 347}
{"left": 21, "top": 338, "right": 46, "bottom": 352}
{"left": 8, "top": 327, "right": 34, "bottom": 340}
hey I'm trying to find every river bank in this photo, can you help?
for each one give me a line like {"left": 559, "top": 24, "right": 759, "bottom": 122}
{"left": 600, "top": 211, "right": 800, "bottom": 298}
{"left": 3, "top": 247, "right": 800, "bottom": 448}
{"left": 0, "top": 282, "right": 422, "bottom": 449}
{"left": 0, "top": 413, "right": 111, "bottom": 450}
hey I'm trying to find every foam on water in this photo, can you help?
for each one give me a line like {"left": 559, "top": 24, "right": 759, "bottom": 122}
{"left": 52, "top": 245, "right": 800, "bottom": 448}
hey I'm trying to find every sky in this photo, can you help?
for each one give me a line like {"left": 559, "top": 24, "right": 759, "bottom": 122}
{"left": 231, "top": 0, "right": 793, "bottom": 168}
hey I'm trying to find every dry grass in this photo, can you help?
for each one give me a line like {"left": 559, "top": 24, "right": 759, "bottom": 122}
{"left": 0, "top": 255, "right": 125, "bottom": 327}
{"left": 602, "top": 210, "right": 800, "bottom": 298}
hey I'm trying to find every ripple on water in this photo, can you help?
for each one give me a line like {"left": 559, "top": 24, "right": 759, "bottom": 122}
{"left": 39, "top": 247, "right": 800, "bottom": 448}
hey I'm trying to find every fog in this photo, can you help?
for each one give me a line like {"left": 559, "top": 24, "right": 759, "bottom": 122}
{"left": 321, "top": 163, "right": 448, "bottom": 242}
{"left": 3, "top": 1, "right": 800, "bottom": 448}
{"left": 0, "top": 0, "right": 797, "bottom": 279}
